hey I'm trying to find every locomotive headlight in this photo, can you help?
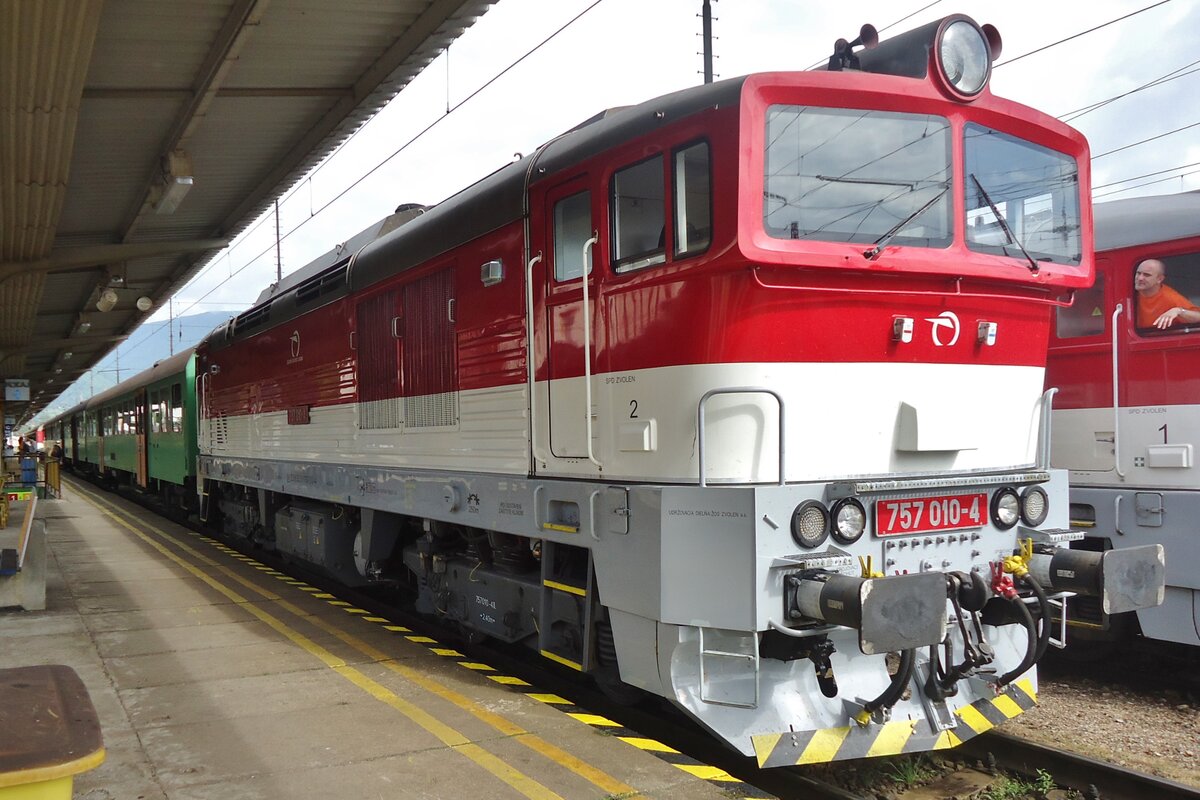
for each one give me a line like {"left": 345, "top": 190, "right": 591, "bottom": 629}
{"left": 990, "top": 487, "right": 1020, "bottom": 530}
{"left": 938, "top": 20, "right": 990, "bottom": 97}
{"left": 1020, "top": 486, "right": 1049, "bottom": 527}
{"left": 791, "top": 501, "right": 830, "bottom": 549}
{"left": 831, "top": 498, "right": 867, "bottom": 544}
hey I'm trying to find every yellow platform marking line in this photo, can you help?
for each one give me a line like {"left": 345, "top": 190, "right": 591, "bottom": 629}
{"left": 488, "top": 675, "right": 531, "bottom": 686}
{"left": 618, "top": 737, "right": 680, "bottom": 754}
{"left": 431, "top": 648, "right": 465, "bottom": 658}
{"left": 459, "top": 662, "right": 496, "bottom": 671}
{"left": 71, "top": 489, "right": 574, "bottom": 800}
{"left": 72, "top": 484, "right": 643, "bottom": 800}
{"left": 528, "top": 693, "right": 571, "bottom": 704}
{"left": 568, "top": 713, "right": 621, "bottom": 727}
{"left": 540, "top": 650, "right": 583, "bottom": 671}
{"left": 675, "top": 764, "right": 740, "bottom": 782}
{"left": 384, "top": 625, "right": 412, "bottom": 633}
{"left": 363, "top": 616, "right": 389, "bottom": 623}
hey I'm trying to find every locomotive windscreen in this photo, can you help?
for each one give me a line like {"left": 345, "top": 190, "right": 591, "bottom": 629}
{"left": 762, "top": 106, "right": 952, "bottom": 247}
{"left": 964, "top": 123, "right": 1082, "bottom": 265}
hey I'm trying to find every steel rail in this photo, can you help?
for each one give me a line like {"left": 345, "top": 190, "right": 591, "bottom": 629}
{"left": 958, "top": 730, "right": 1200, "bottom": 800}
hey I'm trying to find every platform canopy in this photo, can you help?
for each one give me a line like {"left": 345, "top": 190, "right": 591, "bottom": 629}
{"left": 0, "top": 0, "right": 494, "bottom": 422}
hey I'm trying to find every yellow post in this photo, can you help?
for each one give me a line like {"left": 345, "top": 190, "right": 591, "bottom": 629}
{"left": 45, "top": 461, "right": 60, "bottom": 499}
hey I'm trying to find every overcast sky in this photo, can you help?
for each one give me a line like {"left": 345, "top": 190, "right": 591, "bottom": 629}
{"left": 120, "top": 0, "right": 1200, "bottom": 356}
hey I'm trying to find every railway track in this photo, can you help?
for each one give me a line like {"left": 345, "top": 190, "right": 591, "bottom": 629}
{"left": 956, "top": 730, "right": 1200, "bottom": 800}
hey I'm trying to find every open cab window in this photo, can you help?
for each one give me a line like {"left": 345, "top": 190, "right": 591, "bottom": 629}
{"left": 1132, "top": 251, "right": 1200, "bottom": 335}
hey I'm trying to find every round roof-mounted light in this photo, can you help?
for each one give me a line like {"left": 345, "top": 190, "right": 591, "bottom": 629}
{"left": 937, "top": 19, "right": 992, "bottom": 98}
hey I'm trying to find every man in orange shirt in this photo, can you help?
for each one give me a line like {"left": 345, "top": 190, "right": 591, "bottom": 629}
{"left": 1135, "top": 259, "right": 1200, "bottom": 329}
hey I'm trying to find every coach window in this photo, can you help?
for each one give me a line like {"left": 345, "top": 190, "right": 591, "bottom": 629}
{"left": 611, "top": 156, "right": 666, "bottom": 272}
{"left": 1133, "top": 252, "right": 1200, "bottom": 333}
{"left": 150, "top": 391, "right": 161, "bottom": 433}
{"left": 1055, "top": 273, "right": 1105, "bottom": 338}
{"left": 673, "top": 142, "right": 711, "bottom": 257}
{"left": 554, "top": 190, "right": 593, "bottom": 281}
{"left": 171, "top": 383, "right": 184, "bottom": 432}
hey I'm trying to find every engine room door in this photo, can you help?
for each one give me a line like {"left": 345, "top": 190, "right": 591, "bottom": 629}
{"left": 538, "top": 177, "right": 600, "bottom": 461}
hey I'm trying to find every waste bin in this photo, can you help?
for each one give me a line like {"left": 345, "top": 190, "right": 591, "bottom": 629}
{"left": 0, "top": 665, "right": 105, "bottom": 798}
{"left": 18, "top": 459, "right": 35, "bottom": 486}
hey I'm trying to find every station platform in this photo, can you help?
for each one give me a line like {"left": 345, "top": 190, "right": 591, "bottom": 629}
{"left": 0, "top": 483, "right": 736, "bottom": 799}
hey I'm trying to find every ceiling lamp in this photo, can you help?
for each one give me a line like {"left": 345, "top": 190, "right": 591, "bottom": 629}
{"left": 136, "top": 296, "right": 153, "bottom": 312}
{"left": 96, "top": 288, "right": 118, "bottom": 312}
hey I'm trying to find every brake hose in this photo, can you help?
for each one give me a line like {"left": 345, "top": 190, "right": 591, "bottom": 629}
{"left": 858, "top": 649, "right": 915, "bottom": 721}
{"left": 1024, "top": 572, "right": 1053, "bottom": 663}
{"left": 996, "top": 591, "right": 1038, "bottom": 686}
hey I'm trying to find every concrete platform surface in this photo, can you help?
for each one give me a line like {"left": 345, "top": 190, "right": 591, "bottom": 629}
{"left": 0, "top": 483, "right": 740, "bottom": 799}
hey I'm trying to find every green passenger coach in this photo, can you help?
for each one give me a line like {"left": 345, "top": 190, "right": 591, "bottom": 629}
{"left": 50, "top": 348, "right": 199, "bottom": 514}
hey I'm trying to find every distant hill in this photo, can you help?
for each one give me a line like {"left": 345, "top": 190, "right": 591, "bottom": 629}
{"left": 31, "top": 310, "right": 233, "bottom": 426}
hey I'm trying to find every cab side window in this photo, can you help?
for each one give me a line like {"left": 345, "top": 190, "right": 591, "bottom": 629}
{"left": 1055, "top": 273, "right": 1105, "bottom": 339}
{"left": 1133, "top": 252, "right": 1200, "bottom": 333}
{"left": 611, "top": 156, "right": 665, "bottom": 273}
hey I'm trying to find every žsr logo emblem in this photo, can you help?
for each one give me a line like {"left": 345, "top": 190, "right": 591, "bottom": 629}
{"left": 926, "top": 311, "right": 960, "bottom": 346}
{"left": 290, "top": 330, "right": 301, "bottom": 359}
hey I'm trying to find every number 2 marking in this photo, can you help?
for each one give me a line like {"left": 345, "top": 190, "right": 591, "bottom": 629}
{"left": 629, "top": 400, "right": 638, "bottom": 419}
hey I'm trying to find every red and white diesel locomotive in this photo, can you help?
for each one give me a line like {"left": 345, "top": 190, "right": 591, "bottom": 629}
{"left": 1048, "top": 191, "right": 1200, "bottom": 647}
{"left": 195, "top": 16, "right": 1164, "bottom": 766}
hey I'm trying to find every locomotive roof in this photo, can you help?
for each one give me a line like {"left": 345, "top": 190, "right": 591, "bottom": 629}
{"left": 349, "top": 76, "right": 748, "bottom": 291}
{"left": 1095, "top": 191, "right": 1200, "bottom": 252}
{"left": 203, "top": 76, "right": 748, "bottom": 351}
{"left": 85, "top": 347, "right": 196, "bottom": 411}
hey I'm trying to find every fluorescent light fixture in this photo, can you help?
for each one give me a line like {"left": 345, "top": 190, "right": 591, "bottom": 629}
{"left": 62, "top": 352, "right": 72, "bottom": 360}
{"left": 77, "top": 321, "right": 91, "bottom": 334}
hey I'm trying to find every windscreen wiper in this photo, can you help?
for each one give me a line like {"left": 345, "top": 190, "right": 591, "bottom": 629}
{"left": 862, "top": 186, "right": 948, "bottom": 260}
{"left": 969, "top": 174, "right": 1039, "bottom": 274}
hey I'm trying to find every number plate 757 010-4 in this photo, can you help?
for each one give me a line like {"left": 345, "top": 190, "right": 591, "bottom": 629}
{"left": 875, "top": 492, "right": 987, "bottom": 537}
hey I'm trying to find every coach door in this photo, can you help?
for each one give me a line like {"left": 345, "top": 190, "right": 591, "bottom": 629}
{"left": 135, "top": 388, "right": 149, "bottom": 488}
{"left": 534, "top": 177, "right": 604, "bottom": 466}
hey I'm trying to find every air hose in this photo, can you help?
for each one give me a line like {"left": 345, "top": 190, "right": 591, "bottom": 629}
{"left": 856, "top": 649, "right": 915, "bottom": 723}
{"left": 1024, "top": 572, "right": 1053, "bottom": 663}
{"left": 996, "top": 590, "right": 1038, "bottom": 686}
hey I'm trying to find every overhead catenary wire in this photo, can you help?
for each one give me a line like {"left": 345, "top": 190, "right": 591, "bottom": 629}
{"left": 993, "top": 0, "right": 1173, "bottom": 69}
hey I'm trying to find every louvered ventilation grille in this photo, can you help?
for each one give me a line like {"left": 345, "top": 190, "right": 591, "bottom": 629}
{"left": 403, "top": 269, "right": 457, "bottom": 428}
{"left": 357, "top": 289, "right": 401, "bottom": 430}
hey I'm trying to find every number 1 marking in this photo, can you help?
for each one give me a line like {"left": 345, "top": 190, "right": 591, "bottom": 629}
{"left": 1159, "top": 423, "right": 1168, "bottom": 444}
